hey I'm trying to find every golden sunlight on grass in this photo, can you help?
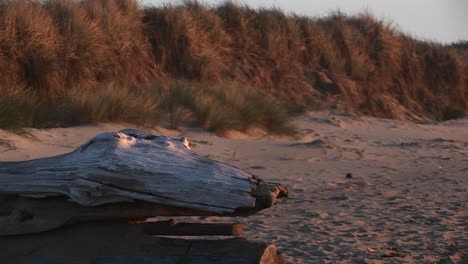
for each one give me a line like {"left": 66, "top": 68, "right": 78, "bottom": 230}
{"left": 0, "top": 0, "right": 466, "bottom": 133}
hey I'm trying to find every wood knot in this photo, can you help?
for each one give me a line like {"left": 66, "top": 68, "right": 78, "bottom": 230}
{"left": 18, "top": 209, "right": 34, "bottom": 222}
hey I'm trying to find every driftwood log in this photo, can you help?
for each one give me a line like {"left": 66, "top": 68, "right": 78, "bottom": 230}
{"left": 0, "top": 129, "right": 287, "bottom": 235}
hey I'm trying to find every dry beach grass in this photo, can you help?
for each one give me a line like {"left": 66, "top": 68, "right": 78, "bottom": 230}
{"left": 0, "top": 0, "right": 467, "bottom": 133}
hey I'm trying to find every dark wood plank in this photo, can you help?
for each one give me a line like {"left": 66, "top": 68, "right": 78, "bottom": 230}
{"left": 141, "top": 219, "right": 244, "bottom": 236}
{"left": 0, "top": 222, "right": 285, "bottom": 264}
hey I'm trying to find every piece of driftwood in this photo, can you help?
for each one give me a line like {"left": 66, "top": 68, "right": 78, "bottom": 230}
{"left": 0, "top": 222, "right": 285, "bottom": 264}
{"left": 141, "top": 219, "right": 244, "bottom": 236}
{"left": 0, "top": 129, "right": 287, "bottom": 212}
{"left": 0, "top": 129, "right": 288, "bottom": 235}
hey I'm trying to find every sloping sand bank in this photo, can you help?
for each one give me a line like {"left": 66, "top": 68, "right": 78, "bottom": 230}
{"left": 1, "top": 112, "right": 467, "bottom": 263}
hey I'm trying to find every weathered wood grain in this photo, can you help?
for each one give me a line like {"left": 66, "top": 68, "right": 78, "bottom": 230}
{"left": 0, "top": 129, "right": 287, "bottom": 235}
{"left": 0, "top": 129, "right": 287, "bottom": 214}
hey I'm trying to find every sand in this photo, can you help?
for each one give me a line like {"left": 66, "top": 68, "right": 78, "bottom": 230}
{"left": 1, "top": 111, "right": 467, "bottom": 263}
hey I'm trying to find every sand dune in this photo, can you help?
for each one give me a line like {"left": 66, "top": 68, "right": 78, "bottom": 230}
{"left": 1, "top": 111, "right": 467, "bottom": 263}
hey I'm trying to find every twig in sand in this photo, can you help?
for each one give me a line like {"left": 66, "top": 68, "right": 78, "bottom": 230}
{"left": 10, "top": 128, "right": 40, "bottom": 142}
{"left": 0, "top": 139, "right": 17, "bottom": 152}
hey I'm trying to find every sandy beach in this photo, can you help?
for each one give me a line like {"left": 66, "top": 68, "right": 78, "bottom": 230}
{"left": 1, "top": 111, "right": 467, "bottom": 263}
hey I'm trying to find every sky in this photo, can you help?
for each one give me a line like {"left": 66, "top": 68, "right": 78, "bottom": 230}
{"left": 141, "top": 0, "right": 468, "bottom": 43}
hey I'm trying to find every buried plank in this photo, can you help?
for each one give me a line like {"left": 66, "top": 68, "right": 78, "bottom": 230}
{"left": 0, "top": 222, "right": 286, "bottom": 264}
{"left": 140, "top": 219, "right": 244, "bottom": 236}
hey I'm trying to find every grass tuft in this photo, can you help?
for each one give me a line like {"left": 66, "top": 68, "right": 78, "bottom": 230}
{"left": 160, "top": 81, "right": 294, "bottom": 134}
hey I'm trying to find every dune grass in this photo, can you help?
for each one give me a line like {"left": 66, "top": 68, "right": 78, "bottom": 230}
{"left": 162, "top": 81, "right": 294, "bottom": 134}
{"left": 0, "top": 0, "right": 466, "bottom": 135}
{"left": 0, "top": 80, "right": 293, "bottom": 135}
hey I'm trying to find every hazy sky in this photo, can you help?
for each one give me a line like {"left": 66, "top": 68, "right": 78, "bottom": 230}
{"left": 141, "top": 0, "right": 468, "bottom": 43}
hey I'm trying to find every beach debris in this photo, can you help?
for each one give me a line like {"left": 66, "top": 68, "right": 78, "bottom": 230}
{"left": 290, "top": 139, "right": 336, "bottom": 149}
{"left": 382, "top": 247, "right": 403, "bottom": 258}
{"left": 367, "top": 247, "right": 376, "bottom": 253}
{"left": 0, "top": 129, "right": 288, "bottom": 235}
{"left": 327, "top": 115, "right": 343, "bottom": 127}
{"left": 250, "top": 165, "right": 266, "bottom": 170}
